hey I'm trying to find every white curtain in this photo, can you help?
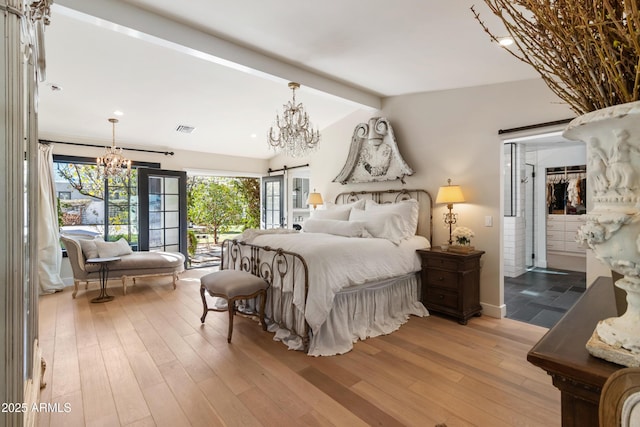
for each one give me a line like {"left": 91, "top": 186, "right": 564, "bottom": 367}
{"left": 38, "top": 144, "right": 64, "bottom": 294}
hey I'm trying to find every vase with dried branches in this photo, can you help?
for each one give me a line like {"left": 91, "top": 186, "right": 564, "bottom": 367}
{"left": 473, "top": 1, "right": 640, "bottom": 366}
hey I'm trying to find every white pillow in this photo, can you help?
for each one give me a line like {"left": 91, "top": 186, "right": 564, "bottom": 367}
{"left": 302, "top": 218, "right": 366, "bottom": 237}
{"left": 94, "top": 238, "right": 133, "bottom": 258}
{"left": 349, "top": 209, "right": 406, "bottom": 245}
{"left": 365, "top": 199, "right": 419, "bottom": 238}
{"left": 311, "top": 205, "right": 351, "bottom": 220}
{"left": 324, "top": 199, "right": 366, "bottom": 211}
{"left": 79, "top": 238, "right": 102, "bottom": 260}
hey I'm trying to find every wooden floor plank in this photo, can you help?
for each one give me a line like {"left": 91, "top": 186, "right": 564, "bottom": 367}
{"left": 140, "top": 381, "right": 190, "bottom": 427}
{"left": 102, "top": 345, "right": 152, "bottom": 425}
{"left": 37, "top": 272, "right": 561, "bottom": 427}
{"left": 299, "top": 366, "right": 405, "bottom": 427}
{"left": 77, "top": 344, "right": 120, "bottom": 427}
{"left": 157, "top": 359, "right": 224, "bottom": 427}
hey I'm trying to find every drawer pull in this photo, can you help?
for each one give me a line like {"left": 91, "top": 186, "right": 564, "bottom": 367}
{"left": 438, "top": 276, "right": 445, "bottom": 281}
{"left": 439, "top": 294, "right": 444, "bottom": 299}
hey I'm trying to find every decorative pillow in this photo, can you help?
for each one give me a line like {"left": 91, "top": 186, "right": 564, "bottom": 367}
{"left": 311, "top": 199, "right": 366, "bottom": 221}
{"left": 324, "top": 199, "right": 366, "bottom": 211}
{"left": 94, "top": 238, "right": 133, "bottom": 258}
{"left": 365, "top": 199, "right": 419, "bottom": 238}
{"left": 349, "top": 209, "right": 406, "bottom": 245}
{"left": 79, "top": 238, "right": 102, "bottom": 260}
{"left": 302, "top": 218, "right": 366, "bottom": 237}
{"left": 311, "top": 206, "right": 351, "bottom": 221}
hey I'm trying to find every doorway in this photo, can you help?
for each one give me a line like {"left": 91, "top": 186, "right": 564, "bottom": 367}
{"left": 501, "top": 123, "right": 587, "bottom": 327}
{"left": 502, "top": 126, "right": 587, "bottom": 275}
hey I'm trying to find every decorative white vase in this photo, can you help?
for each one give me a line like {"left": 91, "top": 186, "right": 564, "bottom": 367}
{"left": 564, "top": 100, "right": 640, "bottom": 366}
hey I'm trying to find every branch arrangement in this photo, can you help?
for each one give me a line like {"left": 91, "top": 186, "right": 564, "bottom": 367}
{"left": 472, "top": 1, "right": 640, "bottom": 114}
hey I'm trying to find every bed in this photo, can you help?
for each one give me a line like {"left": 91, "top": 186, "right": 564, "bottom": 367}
{"left": 220, "top": 188, "right": 433, "bottom": 356}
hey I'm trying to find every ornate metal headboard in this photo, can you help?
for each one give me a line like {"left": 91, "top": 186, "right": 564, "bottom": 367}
{"left": 334, "top": 188, "right": 433, "bottom": 242}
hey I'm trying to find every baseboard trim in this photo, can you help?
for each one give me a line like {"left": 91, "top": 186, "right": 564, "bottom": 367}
{"left": 481, "top": 302, "right": 506, "bottom": 319}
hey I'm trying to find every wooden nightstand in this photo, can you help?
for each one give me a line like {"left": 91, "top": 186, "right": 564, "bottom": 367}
{"left": 416, "top": 247, "right": 485, "bottom": 324}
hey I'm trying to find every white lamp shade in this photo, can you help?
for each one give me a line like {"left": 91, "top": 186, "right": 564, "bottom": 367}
{"left": 436, "top": 184, "right": 465, "bottom": 204}
{"left": 307, "top": 192, "right": 324, "bottom": 207}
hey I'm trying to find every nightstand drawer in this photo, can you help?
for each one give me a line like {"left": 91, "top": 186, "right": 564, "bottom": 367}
{"left": 425, "top": 288, "right": 458, "bottom": 310}
{"left": 424, "top": 269, "right": 458, "bottom": 289}
{"left": 423, "top": 256, "right": 459, "bottom": 271}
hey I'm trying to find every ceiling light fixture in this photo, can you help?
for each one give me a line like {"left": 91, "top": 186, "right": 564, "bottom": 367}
{"left": 97, "top": 118, "right": 131, "bottom": 178}
{"left": 498, "top": 37, "right": 514, "bottom": 46}
{"left": 267, "top": 82, "right": 320, "bottom": 158}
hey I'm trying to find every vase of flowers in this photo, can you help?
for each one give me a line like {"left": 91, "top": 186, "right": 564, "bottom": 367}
{"left": 449, "top": 227, "right": 475, "bottom": 253}
{"left": 473, "top": 1, "right": 640, "bottom": 366}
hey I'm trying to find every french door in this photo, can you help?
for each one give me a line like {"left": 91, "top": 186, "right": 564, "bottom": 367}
{"left": 262, "top": 175, "right": 284, "bottom": 228}
{"left": 138, "top": 168, "right": 188, "bottom": 263}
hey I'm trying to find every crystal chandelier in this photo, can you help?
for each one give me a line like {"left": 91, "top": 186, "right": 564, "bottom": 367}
{"left": 267, "top": 82, "right": 320, "bottom": 157}
{"left": 97, "top": 118, "right": 131, "bottom": 178}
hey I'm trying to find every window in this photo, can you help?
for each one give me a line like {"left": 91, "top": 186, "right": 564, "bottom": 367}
{"left": 54, "top": 155, "right": 159, "bottom": 244}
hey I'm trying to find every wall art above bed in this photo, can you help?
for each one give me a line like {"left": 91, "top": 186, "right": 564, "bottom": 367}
{"left": 333, "top": 117, "right": 414, "bottom": 184}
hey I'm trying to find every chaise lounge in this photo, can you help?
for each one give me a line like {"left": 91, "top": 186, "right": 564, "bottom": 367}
{"left": 61, "top": 235, "right": 185, "bottom": 298}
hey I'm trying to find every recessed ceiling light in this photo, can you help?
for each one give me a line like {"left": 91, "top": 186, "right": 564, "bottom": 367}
{"left": 499, "top": 37, "right": 514, "bottom": 47}
{"left": 250, "top": 133, "right": 257, "bottom": 138}
{"left": 113, "top": 110, "right": 124, "bottom": 116}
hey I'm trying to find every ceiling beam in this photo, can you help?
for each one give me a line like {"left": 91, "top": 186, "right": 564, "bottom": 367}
{"left": 53, "top": 0, "right": 381, "bottom": 109}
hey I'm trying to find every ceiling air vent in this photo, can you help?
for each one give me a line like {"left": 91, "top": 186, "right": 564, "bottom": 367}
{"left": 175, "top": 125, "right": 195, "bottom": 134}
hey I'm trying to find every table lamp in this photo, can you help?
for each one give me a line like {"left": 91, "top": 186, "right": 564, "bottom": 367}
{"left": 435, "top": 179, "right": 465, "bottom": 244}
{"left": 307, "top": 190, "right": 324, "bottom": 210}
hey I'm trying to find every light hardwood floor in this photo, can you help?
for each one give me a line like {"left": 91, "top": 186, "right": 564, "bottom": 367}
{"left": 37, "top": 268, "right": 561, "bottom": 427}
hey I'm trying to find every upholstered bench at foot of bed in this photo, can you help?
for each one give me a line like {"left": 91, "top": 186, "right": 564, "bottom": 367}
{"left": 200, "top": 270, "right": 269, "bottom": 343}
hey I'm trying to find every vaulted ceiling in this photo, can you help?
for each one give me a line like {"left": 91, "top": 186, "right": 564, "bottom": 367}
{"left": 38, "top": 0, "right": 538, "bottom": 159}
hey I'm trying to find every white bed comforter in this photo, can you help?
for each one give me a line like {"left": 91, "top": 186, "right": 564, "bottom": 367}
{"left": 243, "top": 231, "right": 430, "bottom": 334}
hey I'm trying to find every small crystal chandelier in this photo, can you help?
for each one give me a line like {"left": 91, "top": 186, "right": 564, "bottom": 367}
{"left": 267, "top": 82, "right": 320, "bottom": 157}
{"left": 97, "top": 118, "right": 131, "bottom": 178}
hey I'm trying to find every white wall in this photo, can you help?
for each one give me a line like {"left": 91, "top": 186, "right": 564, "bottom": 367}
{"left": 271, "top": 78, "right": 575, "bottom": 317}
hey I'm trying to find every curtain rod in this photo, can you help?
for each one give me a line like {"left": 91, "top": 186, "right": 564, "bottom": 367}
{"left": 38, "top": 139, "right": 175, "bottom": 156}
{"left": 498, "top": 118, "right": 573, "bottom": 135}
{"left": 268, "top": 163, "right": 309, "bottom": 174}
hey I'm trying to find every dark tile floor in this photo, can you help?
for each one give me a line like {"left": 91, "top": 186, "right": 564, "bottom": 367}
{"left": 505, "top": 267, "right": 586, "bottom": 328}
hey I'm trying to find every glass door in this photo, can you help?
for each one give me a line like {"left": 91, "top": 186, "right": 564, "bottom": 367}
{"left": 138, "top": 168, "right": 188, "bottom": 261}
{"left": 262, "top": 175, "right": 284, "bottom": 229}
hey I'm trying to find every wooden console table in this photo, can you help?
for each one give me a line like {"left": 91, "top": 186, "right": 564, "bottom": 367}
{"left": 527, "top": 277, "right": 622, "bottom": 427}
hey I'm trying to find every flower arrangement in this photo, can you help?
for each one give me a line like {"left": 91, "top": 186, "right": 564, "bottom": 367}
{"left": 452, "top": 226, "right": 475, "bottom": 246}
{"left": 471, "top": 1, "right": 640, "bottom": 115}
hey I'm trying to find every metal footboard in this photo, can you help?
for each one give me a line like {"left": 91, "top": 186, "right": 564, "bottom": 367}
{"left": 220, "top": 239, "right": 310, "bottom": 351}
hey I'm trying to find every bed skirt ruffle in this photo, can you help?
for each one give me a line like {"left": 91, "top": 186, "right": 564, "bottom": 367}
{"left": 270, "top": 272, "right": 429, "bottom": 356}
